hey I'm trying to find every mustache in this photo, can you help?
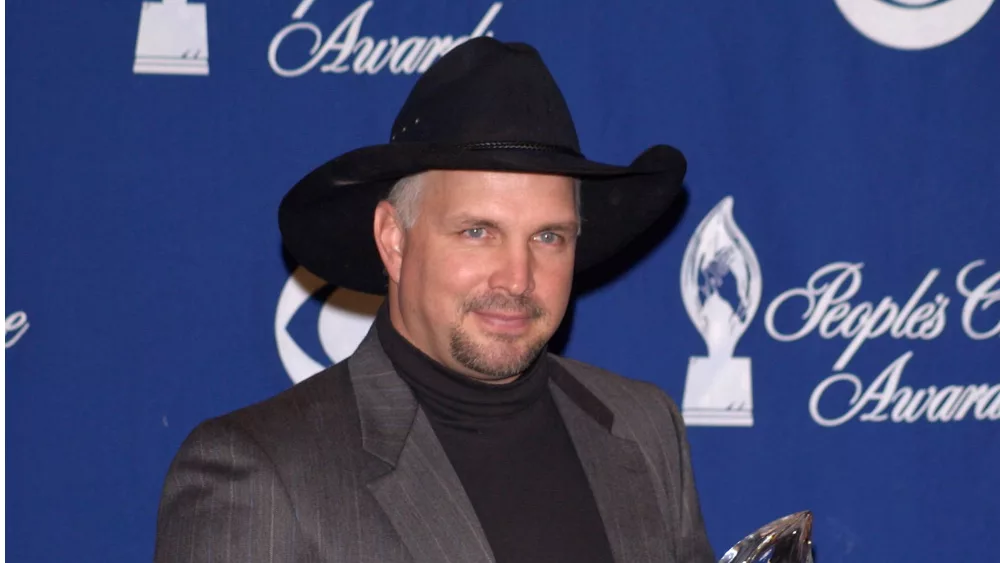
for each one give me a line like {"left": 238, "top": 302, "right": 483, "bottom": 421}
{"left": 463, "top": 293, "right": 544, "bottom": 318}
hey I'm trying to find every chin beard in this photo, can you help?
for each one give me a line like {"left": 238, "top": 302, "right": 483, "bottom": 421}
{"left": 449, "top": 326, "right": 547, "bottom": 381}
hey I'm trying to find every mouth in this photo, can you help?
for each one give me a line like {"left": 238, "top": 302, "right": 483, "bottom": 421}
{"left": 472, "top": 310, "right": 534, "bottom": 333}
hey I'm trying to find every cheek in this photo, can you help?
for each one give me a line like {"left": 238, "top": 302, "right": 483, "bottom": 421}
{"left": 438, "top": 252, "right": 490, "bottom": 302}
{"left": 404, "top": 243, "right": 486, "bottom": 311}
{"left": 533, "top": 255, "right": 575, "bottom": 308}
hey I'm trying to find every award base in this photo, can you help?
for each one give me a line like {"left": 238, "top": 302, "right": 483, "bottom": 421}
{"left": 133, "top": 58, "right": 209, "bottom": 76}
{"left": 133, "top": 0, "right": 210, "bottom": 76}
{"left": 681, "top": 356, "right": 753, "bottom": 427}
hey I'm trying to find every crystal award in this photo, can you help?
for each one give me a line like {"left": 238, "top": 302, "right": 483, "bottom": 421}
{"left": 719, "top": 511, "right": 814, "bottom": 563}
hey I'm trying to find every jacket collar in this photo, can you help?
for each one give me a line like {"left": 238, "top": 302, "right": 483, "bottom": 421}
{"left": 348, "top": 323, "right": 625, "bottom": 465}
{"left": 346, "top": 324, "right": 672, "bottom": 563}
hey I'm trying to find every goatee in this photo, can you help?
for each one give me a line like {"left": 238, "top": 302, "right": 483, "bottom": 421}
{"left": 449, "top": 326, "right": 547, "bottom": 381}
{"left": 450, "top": 292, "right": 547, "bottom": 381}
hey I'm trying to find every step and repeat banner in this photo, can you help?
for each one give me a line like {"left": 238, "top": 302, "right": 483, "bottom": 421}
{"left": 7, "top": 0, "right": 998, "bottom": 561}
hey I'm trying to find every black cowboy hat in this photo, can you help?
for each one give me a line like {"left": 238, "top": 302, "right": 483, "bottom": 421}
{"left": 279, "top": 37, "right": 687, "bottom": 296}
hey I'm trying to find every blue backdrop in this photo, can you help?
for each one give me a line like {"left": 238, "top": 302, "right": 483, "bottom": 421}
{"left": 7, "top": 0, "right": 999, "bottom": 561}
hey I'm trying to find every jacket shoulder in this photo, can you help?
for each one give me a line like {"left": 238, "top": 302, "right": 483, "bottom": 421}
{"left": 185, "top": 360, "right": 359, "bottom": 457}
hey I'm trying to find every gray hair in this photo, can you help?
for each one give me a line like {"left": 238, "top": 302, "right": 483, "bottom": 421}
{"left": 386, "top": 172, "right": 582, "bottom": 233}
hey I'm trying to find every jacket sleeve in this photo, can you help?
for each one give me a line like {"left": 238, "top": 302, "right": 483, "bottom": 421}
{"left": 655, "top": 389, "right": 717, "bottom": 563}
{"left": 152, "top": 418, "right": 310, "bottom": 563}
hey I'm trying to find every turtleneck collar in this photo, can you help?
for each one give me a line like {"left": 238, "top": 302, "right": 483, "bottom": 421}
{"left": 374, "top": 304, "right": 551, "bottom": 430}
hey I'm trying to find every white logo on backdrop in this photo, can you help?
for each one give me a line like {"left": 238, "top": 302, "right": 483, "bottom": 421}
{"left": 834, "top": 0, "right": 995, "bottom": 50}
{"left": 680, "top": 197, "right": 763, "bottom": 427}
{"left": 133, "top": 0, "right": 210, "bottom": 75}
{"left": 766, "top": 260, "right": 1000, "bottom": 426}
{"left": 6, "top": 311, "right": 30, "bottom": 349}
{"left": 679, "top": 197, "right": 999, "bottom": 427}
{"left": 268, "top": 0, "right": 503, "bottom": 78}
{"left": 275, "top": 267, "right": 382, "bottom": 383}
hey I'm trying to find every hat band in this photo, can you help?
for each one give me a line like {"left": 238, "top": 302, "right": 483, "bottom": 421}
{"left": 458, "top": 141, "right": 582, "bottom": 158}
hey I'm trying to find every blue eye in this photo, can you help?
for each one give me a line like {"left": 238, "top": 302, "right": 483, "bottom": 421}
{"left": 464, "top": 227, "right": 486, "bottom": 238}
{"left": 536, "top": 232, "right": 561, "bottom": 244}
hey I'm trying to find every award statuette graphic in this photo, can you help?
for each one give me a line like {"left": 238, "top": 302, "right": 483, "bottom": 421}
{"left": 720, "top": 511, "right": 814, "bottom": 563}
{"left": 680, "top": 196, "right": 762, "bottom": 426}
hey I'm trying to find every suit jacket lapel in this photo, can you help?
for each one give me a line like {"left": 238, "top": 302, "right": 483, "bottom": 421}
{"left": 348, "top": 327, "right": 496, "bottom": 563}
{"left": 549, "top": 363, "right": 675, "bottom": 563}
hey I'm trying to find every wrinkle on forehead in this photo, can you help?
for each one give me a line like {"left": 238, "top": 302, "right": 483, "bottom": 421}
{"left": 388, "top": 170, "right": 582, "bottom": 234}
{"left": 423, "top": 170, "right": 578, "bottom": 230}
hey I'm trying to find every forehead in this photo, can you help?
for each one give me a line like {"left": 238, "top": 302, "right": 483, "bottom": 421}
{"left": 422, "top": 169, "right": 577, "bottom": 218}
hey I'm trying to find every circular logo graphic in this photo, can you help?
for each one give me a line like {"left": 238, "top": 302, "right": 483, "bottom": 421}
{"left": 275, "top": 266, "right": 383, "bottom": 383}
{"left": 834, "top": 0, "right": 994, "bottom": 50}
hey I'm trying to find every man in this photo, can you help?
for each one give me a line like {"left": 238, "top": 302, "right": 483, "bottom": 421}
{"left": 153, "top": 37, "right": 715, "bottom": 563}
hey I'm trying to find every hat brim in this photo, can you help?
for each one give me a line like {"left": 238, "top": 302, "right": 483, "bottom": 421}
{"left": 278, "top": 143, "right": 686, "bottom": 295}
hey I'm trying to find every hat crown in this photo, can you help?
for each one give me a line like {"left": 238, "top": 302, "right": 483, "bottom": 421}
{"left": 389, "top": 38, "right": 581, "bottom": 152}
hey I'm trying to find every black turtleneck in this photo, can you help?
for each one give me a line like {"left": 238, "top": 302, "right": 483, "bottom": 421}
{"left": 375, "top": 306, "right": 615, "bottom": 563}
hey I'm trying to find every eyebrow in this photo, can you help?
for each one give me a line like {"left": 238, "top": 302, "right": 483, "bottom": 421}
{"left": 449, "top": 215, "right": 579, "bottom": 235}
{"left": 452, "top": 216, "right": 501, "bottom": 230}
{"left": 537, "top": 221, "right": 580, "bottom": 234}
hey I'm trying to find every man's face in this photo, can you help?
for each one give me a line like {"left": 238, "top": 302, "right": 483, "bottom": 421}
{"left": 378, "top": 170, "right": 578, "bottom": 384}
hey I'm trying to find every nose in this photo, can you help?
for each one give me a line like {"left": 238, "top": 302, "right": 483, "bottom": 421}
{"left": 488, "top": 241, "right": 535, "bottom": 296}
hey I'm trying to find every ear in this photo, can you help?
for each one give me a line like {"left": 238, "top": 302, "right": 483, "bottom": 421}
{"left": 373, "top": 200, "right": 405, "bottom": 284}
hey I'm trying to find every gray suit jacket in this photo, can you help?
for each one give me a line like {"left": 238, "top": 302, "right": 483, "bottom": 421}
{"left": 153, "top": 326, "right": 715, "bottom": 563}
